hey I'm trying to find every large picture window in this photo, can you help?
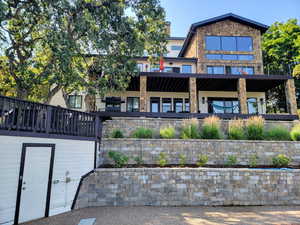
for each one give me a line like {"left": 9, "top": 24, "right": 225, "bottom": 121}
{"left": 226, "top": 66, "right": 254, "bottom": 75}
{"left": 68, "top": 95, "right": 82, "bottom": 109}
{"left": 208, "top": 98, "right": 239, "bottom": 114}
{"left": 206, "top": 54, "right": 254, "bottom": 61}
{"left": 205, "top": 36, "right": 253, "bottom": 52}
{"left": 127, "top": 97, "right": 139, "bottom": 112}
{"left": 207, "top": 66, "right": 225, "bottom": 74}
{"left": 150, "top": 97, "right": 160, "bottom": 113}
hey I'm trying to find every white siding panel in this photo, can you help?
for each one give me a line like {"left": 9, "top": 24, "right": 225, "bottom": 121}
{"left": 0, "top": 136, "right": 94, "bottom": 225}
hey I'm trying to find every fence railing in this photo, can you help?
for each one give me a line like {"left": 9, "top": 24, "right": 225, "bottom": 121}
{"left": 0, "top": 95, "right": 99, "bottom": 139}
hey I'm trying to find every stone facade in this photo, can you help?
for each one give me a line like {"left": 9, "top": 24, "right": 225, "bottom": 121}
{"left": 75, "top": 168, "right": 300, "bottom": 208}
{"left": 140, "top": 76, "right": 147, "bottom": 112}
{"left": 184, "top": 19, "right": 264, "bottom": 74}
{"left": 189, "top": 77, "right": 198, "bottom": 113}
{"left": 102, "top": 118, "right": 298, "bottom": 138}
{"left": 100, "top": 138, "right": 300, "bottom": 166}
{"left": 237, "top": 78, "right": 247, "bottom": 114}
{"left": 285, "top": 79, "right": 298, "bottom": 115}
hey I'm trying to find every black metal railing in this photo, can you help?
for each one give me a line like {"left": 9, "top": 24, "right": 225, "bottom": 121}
{"left": 0, "top": 95, "right": 99, "bottom": 139}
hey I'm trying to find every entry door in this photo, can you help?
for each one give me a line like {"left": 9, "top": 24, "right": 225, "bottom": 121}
{"left": 15, "top": 144, "right": 55, "bottom": 224}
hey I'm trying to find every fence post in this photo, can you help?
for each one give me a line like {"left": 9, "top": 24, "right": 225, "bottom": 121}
{"left": 46, "top": 106, "right": 52, "bottom": 134}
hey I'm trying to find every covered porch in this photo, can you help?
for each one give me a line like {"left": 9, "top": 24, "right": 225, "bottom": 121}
{"left": 96, "top": 72, "right": 298, "bottom": 121}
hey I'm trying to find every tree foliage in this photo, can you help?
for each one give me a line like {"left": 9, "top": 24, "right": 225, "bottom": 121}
{"left": 0, "top": 0, "right": 167, "bottom": 105}
{"left": 262, "top": 19, "right": 300, "bottom": 110}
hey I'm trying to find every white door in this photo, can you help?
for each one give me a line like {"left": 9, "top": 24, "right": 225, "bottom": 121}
{"left": 18, "top": 146, "right": 52, "bottom": 223}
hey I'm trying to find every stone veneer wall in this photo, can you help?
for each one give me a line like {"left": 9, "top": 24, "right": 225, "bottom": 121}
{"left": 100, "top": 139, "right": 300, "bottom": 166}
{"left": 102, "top": 118, "right": 297, "bottom": 138}
{"left": 75, "top": 168, "right": 300, "bottom": 208}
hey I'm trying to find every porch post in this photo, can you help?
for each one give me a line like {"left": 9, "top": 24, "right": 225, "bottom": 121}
{"left": 189, "top": 77, "right": 198, "bottom": 113}
{"left": 140, "top": 76, "right": 147, "bottom": 112}
{"left": 285, "top": 79, "right": 297, "bottom": 115}
{"left": 237, "top": 78, "right": 248, "bottom": 114}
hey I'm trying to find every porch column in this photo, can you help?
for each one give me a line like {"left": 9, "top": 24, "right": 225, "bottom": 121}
{"left": 189, "top": 77, "right": 198, "bottom": 113}
{"left": 237, "top": 78, "right": 248, "bottom": 114}
{"left": 285, "top": 79, "right": 297, "bottom": 115}
{"left": 140, "top": 76, "right": 147, "bottom": 112}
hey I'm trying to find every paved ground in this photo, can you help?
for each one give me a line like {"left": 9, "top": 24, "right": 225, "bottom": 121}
{"left": 22, "top": 206, "right": 300, "bottom": 225}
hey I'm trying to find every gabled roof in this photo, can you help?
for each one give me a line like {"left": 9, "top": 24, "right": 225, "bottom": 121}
{"left": 178, "top": 13, "right": 269, "bottom": 57}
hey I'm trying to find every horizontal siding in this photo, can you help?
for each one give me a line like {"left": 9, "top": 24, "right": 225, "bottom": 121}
{"left": 0, "top": 136, "right": 94, "bottom": 225}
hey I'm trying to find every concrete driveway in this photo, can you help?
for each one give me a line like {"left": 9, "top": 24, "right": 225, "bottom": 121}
{"left": 22, "top": 206, "right": 300, "bottom": 225}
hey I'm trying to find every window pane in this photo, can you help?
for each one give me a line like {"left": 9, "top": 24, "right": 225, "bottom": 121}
{"left": 137, "top": 63, "right": 143, "bottom": 71}
{"left": 230, "top": 67, "right": 240, "bottom": 75}
{"left": 69, "top": 95, "right": 82, "bottom": 108}
{"left": 164, "top": 67, "right": 173, "bottom": 72}
{"left": 207, "top": 66, "right": 214, "bottom": 74}
{"left": 214, "top": 66, "right": 225, "bottom": 74}
{"left": 205, "top": 36, "right": 221, "bottom": 50}
{"left": 237, "top": 37, "right": 253, "bottom": 51}
{"left": 171, "top": 45, "right": 182, "bottom": 51}
{"left": 162, "top": 98, "right": 172, "bottom": 113}
{"left": 247, "top": 98, "right": 258, "bottom": 114}
{"left": 182, "top": 65, "right": 192, "bottom": 73}
{"left": 232, "top": 101, "right": 239, "bottom": 113}
{"left": 224, "top": 101, "right": 233, "bottom": 114}
{"left": 150, "top": 64, "right": 160, "bottom": 72}
{"left": 212, "top": 101, "right": 224, "bottom": 113}
{"left": 238, "top": 54, "right": 254, "bottom": 60}
{"left": 174, "top": 98, "right": 183, "bottom": 113}
{"left": 206, "top": 54, "right": 222, "bottom": 60}
{"left": 184, "top": 99, "right": 190, "bottom": 112}
{"left": 150, "top": 97, "right": 160, "bottom": 112}
{"left": 222, "top": 54, "right": 238, "bottom": 60}
{"left": 127, "top": 97, "right": 139, "bottom": 112}
{"left": 221, "top": 36, "right": 236, "bottom": 51}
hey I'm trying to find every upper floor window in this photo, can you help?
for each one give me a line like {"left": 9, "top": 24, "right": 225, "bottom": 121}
{"left": 206, "top": 54, "right": 254, "bottom": 61}
{"left": 226, "top": 66, "right": 254, "bottom": 75}
{"left": 171, "top": 45, "right": 182, "bottom": 51}
{"left": 182, "top": 65, "right": 192, "bottom": 73}
{"left": 207, "top": 66, "right": 225, "bottom": 74}
{"left": 68, "top": 95, "right": 82, "bottom": 109}
{"left": 205, "top": 36, "right": 253, "bottom": 52}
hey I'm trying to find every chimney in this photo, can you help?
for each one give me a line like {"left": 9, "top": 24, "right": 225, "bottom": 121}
{"left": 166, "top": 21, "right": 171, "bottom": 36}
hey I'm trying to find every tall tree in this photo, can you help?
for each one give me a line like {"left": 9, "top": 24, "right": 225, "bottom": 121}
{"left": 262, "top": 19, "right": 300, "bottom": 110}
{"left": 0, "top": 0, "right": 167, "bottom": 105}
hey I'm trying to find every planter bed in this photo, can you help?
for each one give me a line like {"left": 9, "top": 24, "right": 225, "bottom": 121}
{"left": 100, "top": 138, "right": 300, "bottom": 166}
{"left": 75, "top": 167, "right": 300, "bottom": 208}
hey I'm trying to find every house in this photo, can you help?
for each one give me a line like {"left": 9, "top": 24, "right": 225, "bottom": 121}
{"left": 51, "top": 13, "right": 298, "bottom": 120}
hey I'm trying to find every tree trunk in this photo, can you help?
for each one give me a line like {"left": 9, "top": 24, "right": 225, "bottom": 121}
{"left": 16, "top": 88, "right": 28, "bottom": 100}
{"left": 44, "top": 85, "right": 61, "bottom": 105}
{"left": 84, "top": 94, "right": 96, "bottom": 112}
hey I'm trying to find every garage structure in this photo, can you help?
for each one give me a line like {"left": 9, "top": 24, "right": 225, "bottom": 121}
{"left": 0, "top": 95, "right": 101, "bottom": 225}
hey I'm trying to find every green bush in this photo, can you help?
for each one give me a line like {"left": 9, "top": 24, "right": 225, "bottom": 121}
{"left": 160, "top": 126, "right": 176, "bottom": 139}
{"left": 290, "top": 124, "right": 300, "bottom": 141}
{"left": 108, "top": 151, "right": 129, "bottom": 168}
{"left": 264, "top": 126, "right": 290, "bottom": 141}
{"left": 179, "top": 154, "right": 186, "bottom": 167}
{"left": 157, "top": 152, "right": 168, "bottom": 167}
{"left": 201, "top": 116, "right": 222, "bottom": 139}
{"left": 196, "top": 155, "right": 208, "bottom": 167}
{"left": 132, "top": 127, "right": 153, "bottom": 138}
{"left": 228, "top": 119, "right": 245, "bottom": 140}
{"left": 225, "top": 155, "right": 237, "bottom": 167}
{"left": 272, "top": 154, "right": 290, "bottom": 167}
{"left": 249, "top": 154, "right": 259, "bottom": 167}
{"left": 133, "top": 156, "right": 144, "bottom": 166}
{"left": 111, "top": 129, "right": 124, "bottom": 138}
{"left": 245, "top": 116, "right": 265, "bottom": 140}
{"left": 180, "top": 124, "right": 200, "bottom": 139}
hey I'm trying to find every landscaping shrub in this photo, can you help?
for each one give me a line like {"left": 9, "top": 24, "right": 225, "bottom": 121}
{"left": 157, "top": 152, "right": 168, "bottom": 167}
{"left": 180, "top": 118, "right": 200, "bottom": 139}
{"left": 160, "top": 126, "right": 176, "bottom": 139}
{"left": 179, "top": 154, "right": 186, "bottom": 167}
{"left": 111, "top": 129, "right": 124, "bottom": 138}
{"left": 290, "top": 124, "right": 300, "bottom": 141}
{"left": 132, "top": 127, "right": 153, "bottom": 138}
{"left": 228, "top": 119, "right": 245, "bottom": 140}
{"left": 264, "top": 126, "right": 290, "bottom": 141}
{"left": 225, "top": 155, "right": 237, "bottom": 166}
{"left": 249, "top": 154, "right": 259, "bottom": 167}
{"left": 133, "top": 156, "right": 144, "bottom": 166}
{"left": 196, "top": 154, "right": 208, "bottom": 167}
{"left": 108, "top": 151, "right": 129, "bottom": 168}
{"left": 272, "top": 154, "right": 290, "bottom": 167}
{"left": 201, "top": 116, "right": 222, "bottom": 139}
{"left": 245, "top": 116, "right": 265, "bottom": 140}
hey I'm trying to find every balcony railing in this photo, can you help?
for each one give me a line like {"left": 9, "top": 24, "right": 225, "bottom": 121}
{"left": 0, "top": 95, "right": 99, "bottom": 139}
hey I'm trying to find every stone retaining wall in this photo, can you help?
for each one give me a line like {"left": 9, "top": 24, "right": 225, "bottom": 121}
{"left": 100, "top": 139, "right": 300, "bottom": 166}
{"left": 102, "top": 118, "right": 297, "bottom": 138}
{"left": 75, "top": 168, "right": 300, "bottom": 208}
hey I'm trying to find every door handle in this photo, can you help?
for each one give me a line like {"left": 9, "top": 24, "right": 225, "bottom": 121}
{"left": 53, "top": 179, "right": 60, "bottom": 184}
{"left": 22, "top": 187, "right": 26, "bottom": 190}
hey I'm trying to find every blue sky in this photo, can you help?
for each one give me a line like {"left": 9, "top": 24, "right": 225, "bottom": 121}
{"left": 160, "top": 0, "right": 300, "bottom": 37}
